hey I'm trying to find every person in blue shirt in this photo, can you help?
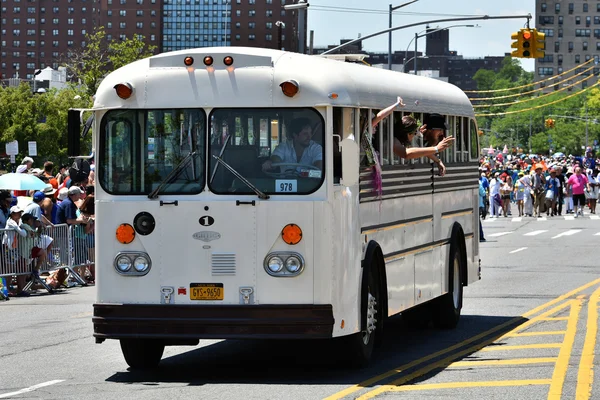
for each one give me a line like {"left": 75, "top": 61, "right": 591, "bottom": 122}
{"left": 479, "top": 180, "right": 486, "bottom": 242}
{"left": 56, "top": 186, "right": 87, "bottom": 226}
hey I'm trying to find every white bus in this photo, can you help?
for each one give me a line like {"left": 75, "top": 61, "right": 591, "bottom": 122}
{"left": 85, "top": 47, "right": 481, "bottom": 369}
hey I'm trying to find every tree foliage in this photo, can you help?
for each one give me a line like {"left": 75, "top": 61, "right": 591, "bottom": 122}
{"left": 62, "top": 27, "right": 156, "bottom": 98}
{"left": 474, "top": 57, "right": 598, "bottom": 156}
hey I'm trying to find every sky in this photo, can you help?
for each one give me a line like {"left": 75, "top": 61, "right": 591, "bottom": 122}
{"left": 305, "top": 0, "right": 535, "bottom": 71}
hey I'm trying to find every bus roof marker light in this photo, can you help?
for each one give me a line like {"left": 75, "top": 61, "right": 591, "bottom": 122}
{"left": 223, "top": 56, "right": 234, "bottom": 66}
{"left": 184, "top": 56, "right": 194, "bottom": 66}
{"left": 116, "top": 223, "right": 136, "bottom": 244}
{"left": 282, "top": 224, "right": 302, "bottom": 245}
{"left": 113, "top": 83, "right": 133, "bottom": 100}
{"left": 203, "top": 56, "right": 214, "bottom": 66}
{"left": 328, "top": 93, "right": 339, "bottom": 99}
{"left": 280, "top": 80, "right": 299, "bottom": 97}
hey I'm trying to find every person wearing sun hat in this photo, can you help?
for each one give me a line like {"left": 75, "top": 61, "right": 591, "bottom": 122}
{"left": 2, "top": 205, "right": 30, "bottom": 296}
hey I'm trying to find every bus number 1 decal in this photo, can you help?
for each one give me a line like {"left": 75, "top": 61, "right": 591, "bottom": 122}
{"left": 276, "top": 180, "right": 297, "bottom": 193}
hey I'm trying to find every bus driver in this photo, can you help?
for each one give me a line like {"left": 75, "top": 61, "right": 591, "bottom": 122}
{"left": 262, "top": 118, "right": 323, "bottom": 173}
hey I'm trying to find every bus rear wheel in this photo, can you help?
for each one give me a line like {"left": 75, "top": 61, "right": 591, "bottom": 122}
{"left": 120, "top": 339, "right": 165, "bottom": 370}
{"left": 432, "top": 244, "right": 463, "bottom": 329}
{"left": 344, "top": 262, "right": 382, "bottom": 367}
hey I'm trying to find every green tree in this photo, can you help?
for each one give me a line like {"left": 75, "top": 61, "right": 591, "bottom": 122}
{"left": 109, "top": 34, "right": 157, "bottom": 71}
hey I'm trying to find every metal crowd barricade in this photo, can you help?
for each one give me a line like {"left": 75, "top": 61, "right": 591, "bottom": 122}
{"left": 0, "top": 223, "right": 92, "bottom": 295}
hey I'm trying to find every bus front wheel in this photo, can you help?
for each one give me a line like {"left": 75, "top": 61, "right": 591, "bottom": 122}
{"left": 120, "top": 339, "right": 165, "bottom": 370}
{"left": 344, "top": 261, "right": 382, "bottom": 367}
{"left": 432, "top": 244, "right": 463, "bottom": 329}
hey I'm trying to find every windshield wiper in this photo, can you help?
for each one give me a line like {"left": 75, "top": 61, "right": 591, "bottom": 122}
{"left": 148, "top": 151, "right": 197, "bottom": 199}
{"left": 212, "top": 155, "right": 270, "bottom": 200}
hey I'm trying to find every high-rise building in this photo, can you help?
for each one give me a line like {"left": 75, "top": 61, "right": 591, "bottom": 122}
{"left": 1, "top": 0, "right": 299, "bottom": 81}
{"left": 535, "top": 0, "right": 600, "bottom": 91}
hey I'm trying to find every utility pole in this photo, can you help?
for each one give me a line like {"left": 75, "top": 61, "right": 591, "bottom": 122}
{"left": 413, "top": 32, "right": 418, "bottom": 75}
{"left": 529, "top": 112, "right": 532, "bottom": 153}
{"left": 388, "top": 0, "right": 420, "bottom": 70}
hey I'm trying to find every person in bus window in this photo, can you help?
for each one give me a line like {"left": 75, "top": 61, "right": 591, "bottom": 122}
{"left": 261, "top": 117, "right": 323, "bottom": 173}
{"left": 392, "top": 114, "right": 455, "bottom": 176}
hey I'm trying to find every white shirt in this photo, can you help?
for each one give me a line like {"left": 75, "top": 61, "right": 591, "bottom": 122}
{"left": 489, "top": 178, "right": 501, "bottom": 196}
{"left": 272, "top": 140, "right": 323, "bottom": 169}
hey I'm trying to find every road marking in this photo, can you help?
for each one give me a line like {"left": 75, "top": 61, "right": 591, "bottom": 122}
{"left": 524, "top": 230, "right": 548, "bottom": 236}
{"left": 548, "top": 299, "right": 582, "bottom": 400}
{"left": 324, "top": 279, "right": 600, "bottom": 400}
{"left": 0, "top": 380, "right": 65, "bottom": 399}
{"left": 480, "top": 343, "right": 562, "bottom": 352}
{"left": 538, "top": 216, "right": 548, "bottom": 221}
{"left": 488, "top": 232, "right": 512, "bottom": 237}
{"left": 386, "top": 379, "right": 552, "bottom": 393}
{"left": 564, "top": 216, "right": 575, "bottom": 221}
{"left": 512, "top": 217, "right": 522, "bottom": 222}
{"left": 448, "top": 357, "right": 557, "bottom": 367}
{"left": 576, "top": 285, "right": 600, "bottom": 399}
{"left": 590, "top": 215, "right": 600, "bottom": 220}
{"left": 594, "top": 232, "right": 600, "bottom": 236}
{"left": 540, "top": 317, "right": 569, "bottom": 321}
{"left": 551, "top": 229, "right": 582, "bottom": 239}
{"left": 507, "top": 331, "right": 567, "bottom": 337}
{"left": 509, "top": 247, "right": 528, "bottom": 254}
{"left": 353, "top": 301, "right": 576, "bottom": 400}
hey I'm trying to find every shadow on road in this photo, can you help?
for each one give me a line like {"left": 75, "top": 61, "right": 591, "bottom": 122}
{"left": 105, "top": 313, "right": 526, "bottom": 387}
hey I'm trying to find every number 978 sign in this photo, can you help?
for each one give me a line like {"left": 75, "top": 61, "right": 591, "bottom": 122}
{"left": 276, "top": 180, "right": 297, "bottom": 193}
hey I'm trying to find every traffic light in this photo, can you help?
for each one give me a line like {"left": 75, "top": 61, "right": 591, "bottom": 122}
{"left": 522, "top": 29, "right": 532, "bottom": 58}
{"left": 532, "top": 29, "right": 546, "bottom": 58}
{"left": 511, "top": 28, "right": 541, "bottom": 58}
{"left": 478, "top": 130, "right": 484, "bottom": 137}
{"left": 545, "top": 118, "right": 555, "bottom": 128}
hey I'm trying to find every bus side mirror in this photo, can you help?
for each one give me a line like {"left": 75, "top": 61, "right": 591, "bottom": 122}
{"left": 340, "top": 136, "right": 360, "bottom": 187}
{"left": 67, "top": 109, "right": 81, "bottom": 157}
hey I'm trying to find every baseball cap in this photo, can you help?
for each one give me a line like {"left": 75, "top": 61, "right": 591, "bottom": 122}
{"left": 68, "top": 186, "right": 84, "bottom": 196}
{"left": 9, "top": 205, "right": 23, "bottom": 214}
{"left": 33, "top": 191, "right": 45, "bottom": 202}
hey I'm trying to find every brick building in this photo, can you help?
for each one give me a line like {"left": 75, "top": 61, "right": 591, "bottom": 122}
{"left": 1, "top": 0, "right": 300, "bottom": 80}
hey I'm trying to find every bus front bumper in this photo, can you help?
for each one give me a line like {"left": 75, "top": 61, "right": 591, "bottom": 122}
{"left": 93, "top": 304, "right": 334, "bottom": 341}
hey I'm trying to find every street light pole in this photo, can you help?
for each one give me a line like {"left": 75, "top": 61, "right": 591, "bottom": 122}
{"left": 283, "top": 0, "right": 309, "bottom": 54}
{"left": 276, "top": 21, "right": 285, "bottom": 50}
{"left": 388, "top": 0, "right": 420, "bottom": 70}
{"left": 414, "top": 32, "right": 418, "bottom": 75}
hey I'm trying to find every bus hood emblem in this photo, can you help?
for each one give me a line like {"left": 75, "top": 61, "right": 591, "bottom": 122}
{"left": 193, "top": 231, "right": 221, "bottom": 242}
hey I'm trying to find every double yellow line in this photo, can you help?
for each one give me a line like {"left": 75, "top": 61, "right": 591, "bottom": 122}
{"left": 324, "top": 277, "right": 600, "bottom": 400}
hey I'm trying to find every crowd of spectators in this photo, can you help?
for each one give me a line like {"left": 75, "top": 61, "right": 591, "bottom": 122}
{"left": 0, "top": 156, "right": 95, "bottom": 297}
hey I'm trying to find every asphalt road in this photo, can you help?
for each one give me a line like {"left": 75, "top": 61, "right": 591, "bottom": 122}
{"left": 1, "top": 215, "right": 599, "bottom": 399}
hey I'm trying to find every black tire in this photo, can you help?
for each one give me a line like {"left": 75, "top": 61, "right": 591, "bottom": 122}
{"left": 343, "top": 261, "right": 382, "bottom": 368}
{"left": 120, "top": 339, "right": 165, "bottom": 370}
{"left": 432, "top": 243, "right": 463, "bottom": 329}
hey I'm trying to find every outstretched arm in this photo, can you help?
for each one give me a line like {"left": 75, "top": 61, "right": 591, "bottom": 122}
{"left": 372, "top": 96, "right": 405, "bottom": 128}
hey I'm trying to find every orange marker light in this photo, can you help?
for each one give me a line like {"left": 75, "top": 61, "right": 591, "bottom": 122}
{"left": 523, "top": 31, "right": 532, "bottom": 40}
{"left": 223, "top": 56, "right": 234, "bottom": 66}
{"left": 116, "top": 223, "right": 136, "bottom": 244}
{"left": 282, "top": 223, "right": 302, "bottom": 245}
{"left": 113, "top": 83, "right": 133, "bottom": 100}
{"left": 280, "top": 80, "right": 299, "bottom": 97}
{"left": 184, "top": 56, "right": 194, "bottom": 66}
{"left": 203, "top": 56, "right": 214, "bottom": 66}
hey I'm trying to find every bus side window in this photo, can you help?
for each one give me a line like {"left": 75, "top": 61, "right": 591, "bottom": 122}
{"left": 469, "top": 119, "right": 479, "bottom": 161}
{"left": 333, "top": 107, "right": 343, "bottom": 184}
{"left": 454, "top": 116, "right": 462, "bottom": 163}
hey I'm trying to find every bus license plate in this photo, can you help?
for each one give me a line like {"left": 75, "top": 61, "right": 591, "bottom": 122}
{"left": 190, "top": 283, "right": 224, "bottom": 300}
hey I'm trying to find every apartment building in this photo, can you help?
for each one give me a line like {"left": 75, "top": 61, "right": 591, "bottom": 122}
{"left": 535, "top": 0, "right": 600, "bottom": 90}
{"left": 1, "top": 0, "right": 299, "bottom": 80}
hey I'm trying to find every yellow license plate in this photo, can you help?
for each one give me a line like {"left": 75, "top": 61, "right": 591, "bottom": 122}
{"left": 190, "top": 283, "right": 224, "bottom": 300}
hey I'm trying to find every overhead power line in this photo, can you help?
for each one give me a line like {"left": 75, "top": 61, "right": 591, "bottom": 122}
{"left": 471, "top": 64, "right": 597, "bottom": 103}
{"left": 309, "top": 6, "right": 478, "bottom": 18}
{"left": 474, "top": 80, "right": 600, "bottom": 117}
{"left": 465, "top": 57, "right": 596, "bottom": 94}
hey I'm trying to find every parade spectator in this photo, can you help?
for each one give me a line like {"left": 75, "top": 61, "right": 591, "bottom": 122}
{"left": 56, "top": 186, "right": 87, "bottom": 226}
{"left": 500, "top": 175, "right": 513, "bottom": 217}
{"left": 586, "top": 169, "right": 599, "bottom": 214}
{"left": 2, "top": 206, "right": 28, "bottom": 296}
{"left": 489, "top": 172, "right": 501, "bottom": 218}
{"left": 479, "top": 180, "right": 486, "bottom": 242}
{"left": 23, "top": 191, "right": 53, "bottom": 227}
{"left": 532, "top": 164, "right": 547, "bottom": 218}
{"left": 555, "top": 167, "right": 566, "bottom": 216}
{"left": 567, "top": 166, "right": 591, "bottom": 218}
{"left": 514, "top": 172, "right": 526, "bottom": 217}
{"left": 56, "top": 164, "right": 69, "bottom": 186}
{"left": 544, "top": 168, "right": 560, "bottom": 217}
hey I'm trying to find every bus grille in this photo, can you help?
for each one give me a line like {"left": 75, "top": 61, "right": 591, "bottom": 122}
{"left": 211, "top": 253, "right": 236, "bottom": 276}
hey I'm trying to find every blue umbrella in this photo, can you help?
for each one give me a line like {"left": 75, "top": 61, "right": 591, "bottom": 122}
{"left": 0, "top": 173, "right": 46, "bottom": 191}
{"left": 553, "top": 152, "right": 565, "bottom": 158}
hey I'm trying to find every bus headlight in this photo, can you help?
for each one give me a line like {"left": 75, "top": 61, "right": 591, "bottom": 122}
{"left": 285, "top": 256, "right": 301, "bottom": 273}
{"left": 267, "top": 256, "right": 284, "bottom": 273}
{"left": 116, "top": 256, "right": 132, "bottom": 272}
{"left": 133, "top": 256, "right": 150, "bottom": 273}
{"left": 264, "top": 252, "right": 305, "bottom": 277}
{"left": 114, "top": 252, "right": 152, "bottom": 276}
